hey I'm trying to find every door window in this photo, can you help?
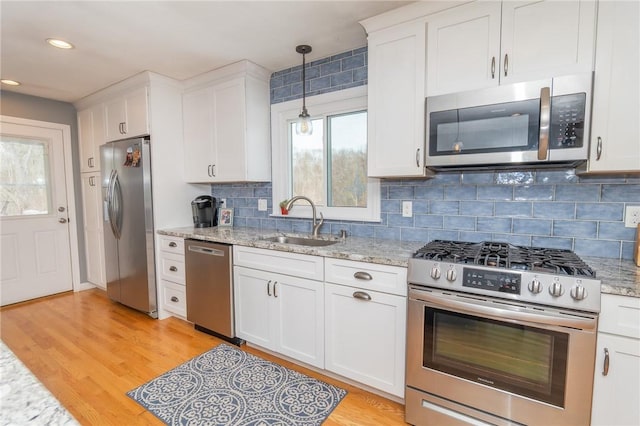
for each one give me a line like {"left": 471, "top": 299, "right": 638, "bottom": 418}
{"left": 0, "top": 137, "right": 52, "bottom": 216}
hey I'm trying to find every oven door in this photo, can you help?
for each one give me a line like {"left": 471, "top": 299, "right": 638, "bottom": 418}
{"left": 406, "top": 286, "right": 597, "bottom": 426}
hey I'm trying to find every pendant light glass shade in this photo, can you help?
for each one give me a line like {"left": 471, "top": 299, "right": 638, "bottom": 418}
{"left": 296, "top": 108, "right": 313, "bottom": 135}
{"left": 295, "top": 44, "right": 313, "bottom": 135}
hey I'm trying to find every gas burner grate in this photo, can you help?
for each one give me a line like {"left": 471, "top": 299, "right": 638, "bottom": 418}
{"left": 413, "top": 240, "right": 596, "bottom": 277}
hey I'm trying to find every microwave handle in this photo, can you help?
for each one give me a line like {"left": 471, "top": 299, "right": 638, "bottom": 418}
{"left": 538, "top": 86, "right": 551, "bottom": 160}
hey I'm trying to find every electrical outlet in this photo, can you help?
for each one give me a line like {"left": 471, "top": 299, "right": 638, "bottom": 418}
{"left": 402, "top": 201, "right": 413, "bottom": 217}
{"left": 219, "top": 198, "right": 226, "bottom": 208}
{"left": 624, "top": 206, "right": 640, "bottom": 227}
{"left": 258, "top": 199, "right": 267, "bottom": 211}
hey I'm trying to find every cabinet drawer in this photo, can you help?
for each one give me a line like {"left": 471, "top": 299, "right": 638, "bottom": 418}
{"left": 161, "top": 280, "right": 186, "bottom": 317}
{"left": 158, "top": 235, "right": 184, "bottom": 255}
{"left": 325, "top": 258, "right": 407, "bottom": 296}
{"left": 233, "top": 246, "right": 323, "bottom": 281}
{"left": 160, "top": 252, "right": 185, "bottom": 285}
{"left": 599, "top": 294, "right": 640, "bottom": 339}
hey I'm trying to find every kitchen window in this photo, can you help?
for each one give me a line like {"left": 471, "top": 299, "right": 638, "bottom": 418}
{"left": 271, "top": 86, "right": 380, "bottom": 222}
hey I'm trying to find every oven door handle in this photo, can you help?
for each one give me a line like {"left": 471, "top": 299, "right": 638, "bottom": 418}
{"left": 411, "top": 290, "right": 597, "bottom": 331}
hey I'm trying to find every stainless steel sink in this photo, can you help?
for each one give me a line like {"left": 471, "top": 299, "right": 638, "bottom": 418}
{"left": 260, "top": 235, "right": 340, "bottom": 247}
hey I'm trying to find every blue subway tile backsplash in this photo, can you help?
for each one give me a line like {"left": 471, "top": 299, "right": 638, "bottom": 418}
{"left": 210, "top": 48, "right": 639, "bottom": 261}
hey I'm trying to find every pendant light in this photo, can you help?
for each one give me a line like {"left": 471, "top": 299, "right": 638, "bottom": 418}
{"left": 295, "top": 44, "right": 313, "bottom": 135}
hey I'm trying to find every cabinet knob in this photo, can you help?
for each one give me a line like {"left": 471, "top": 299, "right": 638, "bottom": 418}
{"left": 169, "top": 266, "right": 178, "bottom": 272}
{"left": 170, "top": 296, "right": 179, "bottom": 303}
{"left": 168, "top": 242, "right": 177, "bottom": 247}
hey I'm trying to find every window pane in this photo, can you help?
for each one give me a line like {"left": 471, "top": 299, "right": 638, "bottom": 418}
{"left": 328, "top": 111, "right": 367, "bottom": 207}
{"left": 0, "top": 137, "right": 51, "bottom": 216}
{"left": 290, "top": 119, "right": 325, "bottom": 206}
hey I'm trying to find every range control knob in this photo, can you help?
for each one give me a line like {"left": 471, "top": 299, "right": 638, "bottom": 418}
{"left": 446, "top": 269, "right": 457, "bottom": 282}
{"left": 549, "top": 282, "right": 564, "bottom": 297}
{"left": 528, "top": 279, "right": 543, "bottom": 294}
{"left": 430, "top": 266, "right": 441, "bottom": 280}
{"left": 570, "top": 284, "right": 588, "bottom": 301}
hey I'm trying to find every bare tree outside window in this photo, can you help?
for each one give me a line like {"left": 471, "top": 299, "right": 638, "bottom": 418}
{"left": 0, "top": 138, "right": 51, "bottom": 216}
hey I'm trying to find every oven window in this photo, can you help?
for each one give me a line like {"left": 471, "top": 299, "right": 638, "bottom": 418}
{"left": 423, "top": 308, "right": 568, "bottom": 407}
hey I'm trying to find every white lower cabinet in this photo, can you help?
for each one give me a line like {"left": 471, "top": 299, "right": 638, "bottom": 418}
{"left": 324, "top": 258, "right": 407, "bottom": 398}
{"left": 233, "top": 246, "right": 324, "bottom": 368}
{"left": 158, "top": 236, "right": 186, "bottom": 318}
{"left": 80, "top": 172, "right": 105, "bottom": 288}
{"left": 591, "top": 294, "right": 640, "bottom": 425}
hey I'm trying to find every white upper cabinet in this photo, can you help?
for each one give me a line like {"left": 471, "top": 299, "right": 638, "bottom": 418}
{"left": 77, "top": 104, "right": 105, "bottom": 172}
{"left": 104, "top": 86, "right": 149, "bottom": 142}
{"left": 581, "top": 0, "right": 640, "bottom": 174}
{"left": 182, "top": 61, "right": 271, "bottom": 183}
{"left": 426, "top": 0, "right": 597, "bottom": 96}
{"left": 366, "top": 21, "right": 427, "bottom": 177}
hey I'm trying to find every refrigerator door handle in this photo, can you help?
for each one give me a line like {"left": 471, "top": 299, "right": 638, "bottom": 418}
{"left": 106, "top": 169, "right": 119, "bottom": 239}
{"left": 112, "top": 171, "right": 123, "bottom": 239}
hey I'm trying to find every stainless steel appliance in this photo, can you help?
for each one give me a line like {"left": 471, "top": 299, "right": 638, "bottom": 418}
{"left": 426, "top": 73, "right": 592, "bottom": 170}
{"left": 191, "top": 195, "right": 217, "bottom": 228}
{"left": 406, "top": 240, "right": 600, "bottom": 426}
{"left": 185, "top": 240, "right": 242, "bottom": 345}
{"left": 101, "top": 137, "right": 157, "bottom": 317}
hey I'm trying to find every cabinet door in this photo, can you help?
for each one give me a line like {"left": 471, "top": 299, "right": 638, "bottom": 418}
{"left": 591, "top": 333, "right": 640, "bottom": 426}
{"left": 585, "top": 0, "right": 640, "bottom": 173}
{"left": 183, "top": 87, "right": 216, "bottom": 182}
{"left": 81, "top": 172, "right": 105, "bottom": 287}
{"left": 123, "top": 87, "right": 149, "bottom": 138}
{"left": 324, "top": 282, "right": 406, "bottom": 397}
{"left": 78, "top": 106, "right": 105, "bottom": 172}
{"left": 273, "top": 273, "right": 324, "bottom": 368}
{"left": 78, "top": 109, "right": 96, "bottom": 173}
{"left": 500, "top": 0, "right": 596, "bottom": 84}
{"left": 426, "top": 1, "right": 501, "bottom": 96}
{"left": 212, "top": 79, "right": 246, "bottom": 181}
{"left": 367, "top": 21, "right": 426, "bottom": 177}
{"left": 233, "top": 266, "right": 273, "bottom": 348}
{"left": 104, "top": 97, "right": 126, "bottom": 142}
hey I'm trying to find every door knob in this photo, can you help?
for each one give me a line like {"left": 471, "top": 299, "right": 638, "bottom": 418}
{"left": 59, "top": 218, "right": 68, "bottom": 223}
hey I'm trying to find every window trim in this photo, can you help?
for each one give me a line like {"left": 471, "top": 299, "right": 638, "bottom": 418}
{"left": 271, "top": 86, "right": 380, "bottom": 222}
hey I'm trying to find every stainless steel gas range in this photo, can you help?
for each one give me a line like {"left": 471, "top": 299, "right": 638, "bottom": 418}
{"left": 405, "top": 240, "right": 601, "bottom": 426}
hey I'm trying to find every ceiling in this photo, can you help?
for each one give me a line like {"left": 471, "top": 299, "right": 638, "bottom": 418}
{"left": 1, "top": 0, "right": 411, "bottom": 104}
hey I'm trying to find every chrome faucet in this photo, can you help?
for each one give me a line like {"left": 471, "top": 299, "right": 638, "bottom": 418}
{"left": 285, "top": 196, "right": 324, "bottom": 237}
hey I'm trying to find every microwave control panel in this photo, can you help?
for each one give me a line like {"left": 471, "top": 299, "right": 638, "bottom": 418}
{"left": 550, "top": 93, "right": 586, "bottom": 148}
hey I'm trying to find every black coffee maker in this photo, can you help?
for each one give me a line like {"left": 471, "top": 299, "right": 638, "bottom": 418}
{"left": 191, "top": 195, "right": 217, "bottom": 228}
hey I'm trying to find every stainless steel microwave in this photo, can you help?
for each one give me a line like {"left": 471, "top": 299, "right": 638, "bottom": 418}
{"left": 425, "top": 73, "right": 593, "bottom": 170}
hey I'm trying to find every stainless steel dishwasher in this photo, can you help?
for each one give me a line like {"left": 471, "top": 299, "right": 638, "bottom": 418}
{"left": 185, "top": 239, "right": 243, "bottom": 346}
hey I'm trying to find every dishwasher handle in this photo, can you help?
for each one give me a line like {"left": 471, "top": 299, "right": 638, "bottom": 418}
{"left": 188, "top": 245, "right": 226, "bottom": 256}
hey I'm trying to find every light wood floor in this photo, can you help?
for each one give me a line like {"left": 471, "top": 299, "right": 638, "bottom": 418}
{"left": 0, "top": 289, "right": 407, "bottom": 425}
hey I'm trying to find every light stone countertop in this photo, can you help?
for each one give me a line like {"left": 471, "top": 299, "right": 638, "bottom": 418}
{"left": 0, "top": 341, "right": 79, "bottom": 425}
{"left": 158, "top": 226, "right": 640, "bottom": 298}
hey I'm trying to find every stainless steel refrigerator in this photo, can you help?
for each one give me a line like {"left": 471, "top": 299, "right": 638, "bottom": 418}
{"left": 101, "top": 136, "right": 157, "bottom": 318}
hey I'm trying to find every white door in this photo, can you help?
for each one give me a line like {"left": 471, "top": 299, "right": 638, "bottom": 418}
{"left": 0, "top": 121, "right": 73, "bottom": 305}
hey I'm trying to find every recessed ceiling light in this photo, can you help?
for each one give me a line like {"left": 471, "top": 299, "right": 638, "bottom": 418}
{"left": 46, "top": 38, "right": 74, "bottom": 49}
{"left": 1, "top": 79, "right": 21, "bottom": 86}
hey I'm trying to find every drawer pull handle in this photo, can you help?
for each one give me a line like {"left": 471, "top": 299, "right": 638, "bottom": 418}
{"left": 353, "top": 291, "right": 371, "bottom": 301}
{"left": 353, "top": 271, "right": 372, "bottom": 281}
{"left": 274, "top": 281, "right": 278, "bottom": 298}
{"left": 267, "top": 280, "right": 272, "bottom": 296}
{"left": 602, "top": 348, "right": 610, "bottom": 376}
{"left": 170, "top": 296, "right": 179, "bottom": 303}
{"left": 169, "top": 266, "right": 178, "bottom": 272}
{"left": 168, "top": 242, "right": 177, "bottom": 247}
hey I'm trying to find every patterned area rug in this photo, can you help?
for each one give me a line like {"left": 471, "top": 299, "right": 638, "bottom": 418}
{"left": 127, "top": 344, "right": 347, "bottom": 425}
